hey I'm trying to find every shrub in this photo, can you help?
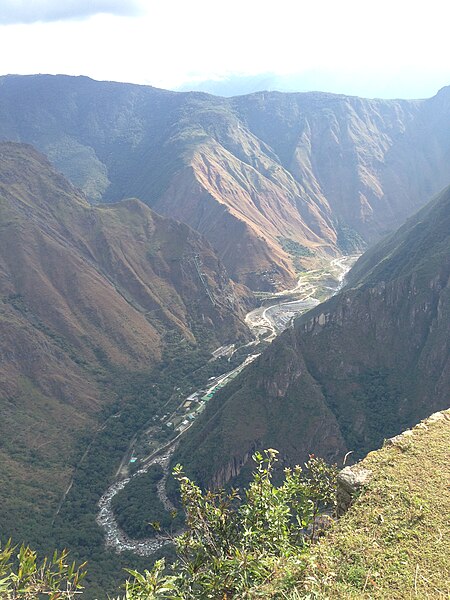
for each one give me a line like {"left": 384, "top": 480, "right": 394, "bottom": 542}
{"left": 125, "top": 450, "right": 337, "bottom": 599}
{"left": 0, "top": 451, "right": 337, "bottom": 599}
{"left": 0, "top": 540, "right": 86, "bottom": 599}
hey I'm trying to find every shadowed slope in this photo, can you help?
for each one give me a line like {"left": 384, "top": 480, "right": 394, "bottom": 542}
{"left": 170, "top": 183, "right": 450, "bottom": 488}
{"left": 2, "top": 76, "right": 450, "bottom": 289}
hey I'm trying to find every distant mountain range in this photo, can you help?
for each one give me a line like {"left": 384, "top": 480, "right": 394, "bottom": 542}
{"left": 175, "top": 71, "right": 448, "bottom": 100}
{"left": 1, "top": 75, "right": 450, "bottom": 290}
{"left": 172, "top": 181, "right": 450, "bottom": 488}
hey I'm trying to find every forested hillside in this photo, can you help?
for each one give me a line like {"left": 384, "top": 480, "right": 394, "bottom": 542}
{"left": 0, "top": 142, "right": 250, "bottom": 591}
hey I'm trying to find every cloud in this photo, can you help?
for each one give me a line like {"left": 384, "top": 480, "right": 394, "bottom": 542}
{"left": 0, "top": 0, "right": 143, "bottom": 25}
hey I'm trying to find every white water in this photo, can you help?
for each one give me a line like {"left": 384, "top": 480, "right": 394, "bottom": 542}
{"left": 96, "top": 255, "right": 359, "bottom": 555}
{"left": 245, "top": 255, "right": 358, "bottom": 341}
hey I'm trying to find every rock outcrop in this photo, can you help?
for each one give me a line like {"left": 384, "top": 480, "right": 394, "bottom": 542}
{"left": 336, "top": 466, "right": 372, "bottom": 516}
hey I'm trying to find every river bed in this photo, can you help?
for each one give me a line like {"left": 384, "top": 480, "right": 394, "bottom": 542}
{"left": 245, "top": 255, "right": 358, "bottom": 340}
{"left": 96, "top": 255, "right": 359, "bottom": 555}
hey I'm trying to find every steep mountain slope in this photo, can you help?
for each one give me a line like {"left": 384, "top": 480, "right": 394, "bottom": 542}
{"left": 171, "top": 183, "right": 450, "bottom": 488}
{"left": 0, "top": 142, "right": 250, "bottom": 546}
{"left": 1, "top": 75, "right": 450, "bottom": 289}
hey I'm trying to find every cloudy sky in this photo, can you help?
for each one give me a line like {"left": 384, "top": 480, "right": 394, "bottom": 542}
{"left": 0, "top": 0, "right": 449, "bottom": 98}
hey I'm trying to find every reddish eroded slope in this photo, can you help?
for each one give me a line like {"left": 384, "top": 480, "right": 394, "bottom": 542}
{"left": 2, "top": 76, "right": 450, "bottom": 290}
{"left": 0, "top": 142, "right": 251, "bottom": 541}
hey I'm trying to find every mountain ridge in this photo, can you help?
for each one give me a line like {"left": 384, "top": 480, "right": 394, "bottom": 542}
{"left": 170, "top": 182, "right": 450, "bottom": 488}
{"left": 2, "top": 75, "right": 450, "bottom": 289}
{"left": 0, "top": 141, "right": 251, "bottom": 548}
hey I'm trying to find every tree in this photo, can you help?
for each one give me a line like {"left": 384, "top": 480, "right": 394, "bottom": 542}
{"left": 0, "top": 450, "right": 337, "bottom": 599}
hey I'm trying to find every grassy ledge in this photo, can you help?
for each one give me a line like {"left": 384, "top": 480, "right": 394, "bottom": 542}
{"left": 305, "top": 409, "right": 450, "bottom": 599}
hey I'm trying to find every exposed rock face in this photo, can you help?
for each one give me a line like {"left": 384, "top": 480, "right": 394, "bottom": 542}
{"left": 0, "top": 142, "right": 251, "bottom": 544}
{"left": 336, "top": 467, "right": 372, "bottom": 516}
{"left": 1, "top": 75, "right": 450, "bottom": 289}
{"left": 171, "top": 183, "right": 450, "bottom": 488}
{"left": 210, "top": 449, "right": 254, "bottom": 489}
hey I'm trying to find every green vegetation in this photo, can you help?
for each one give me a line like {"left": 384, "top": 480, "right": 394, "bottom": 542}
{"left": 325, "top": 368, "right": 408, "bottom": 460}
{"left": 126, "top": 451, "right": 336, "bottom": 599}
{"left": 300, "top": 410, "right": 450, "bottom": 598}
{"left": 278, "top": 237, "right": 314, "bottom": 259}
{"left": 335, "top": 222, "right": 366, "bottom": 254}
{"left": 46, "top": 332, "right": 254, "bottom": 597}
{"left": 46, "top": 136, "right": 110, "bottom": 202}
{"left": 3, "top": 293, "right": 88, "bottom": 367}
{"left": 277, "top": 237, "right": 314, "bottom": 258}
{"left": 0, "top": 541, "right": 86, "bottom": 599}
{"left": 1, "top": 451, "right": 337, "bottom": 599}
{"left": 3, "top": 416, "right": 449, "bottom": 599}
{"left": 112, "top": 465, "right": 184, "bottom": 539}
{"left": 277, "top": 237, "right": 315, "bottom": 273}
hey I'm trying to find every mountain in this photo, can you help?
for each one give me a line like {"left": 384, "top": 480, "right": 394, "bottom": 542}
{"left": 175, "top": 70, "right": 449, "bottom": 100}
{"left": 170, "top": 182, "right": 450, "bottom": 488}
{"left": 1, "top": 75, "right": 450, "bottom": 290}
{"left": 176, "top": 73, "right": 291, "bottom": 97}
{"left": 0, "top": 142, "right": 250, "bottom": 547}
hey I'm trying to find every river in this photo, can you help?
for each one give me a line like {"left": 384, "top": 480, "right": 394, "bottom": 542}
{"left": 245, "top": 255, "right": 357, "bottom": 340}
{"left": 96, "top": 255, "right": 359, "bottom": 555}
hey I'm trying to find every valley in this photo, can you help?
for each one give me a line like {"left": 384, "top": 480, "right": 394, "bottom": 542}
{"left": 245, "top": 256, "right": 357, "bottom": 340}
{"left": 0, "top": 75, "right": 449, "bottom": 598}
{"left": 96, "top": 255, "right": 358, "bottom": 556}
{"left": 0, "top": 142, "right": 253, "bottom": 594}
{"left": 171, "top": 182, "right": 450, "bottom": 500}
